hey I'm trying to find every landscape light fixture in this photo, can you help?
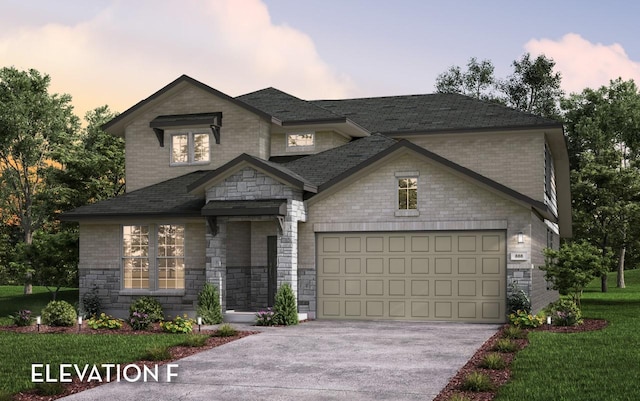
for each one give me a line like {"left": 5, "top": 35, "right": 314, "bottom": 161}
{"left": 197, "top": 317, "right": 202, "bottom": 332}
{"left": 517, "top": 232, "right": 524, "bottom": 244}
{"left": 36, "top": 316, "right": 41, "bottom": 332}
{"left": 546, "top": 316, "right": 552, "bottom": 326}
{"left": 78, "top": 316, "right": 83, "bottom": 332}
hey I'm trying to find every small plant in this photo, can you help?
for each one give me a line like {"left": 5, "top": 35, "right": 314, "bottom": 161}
{"left": 160, "top": 314, "right": 194, "bottom": 334}
{"left": 128, "top": 310, "right": 152, "bottom": 330}
{"left": 34, "top": 382, "right": 66, "bottom": 396}
{"left": 197, "top": 282, "right": 223, "bottom": 324}
{"left": 507, "top": 282, "right": 531, "bottom": 314}
{"left": 255, "top": 308, "right": 276, "bottom": 326}
{"left": 141, "top": 346, "right": 172, "bottom": 361}
{"left": 9, "top": 309, "right": 34, "bottom": 327}
{"left": 81, "top": 289, "right": 101, "bottom": 317}
{"left": 180, "top": 334, "right": 209, "bottom": 347}
{"left": 460, "top": 371, "right": 495, "bottom": 392}
{"left": 479, "top": 353, "right": 507, "bottom": 370}
{"left": 129, "top": 296, "right": 164, "bottom": 322}
{"left": 273, "top": 283, "right": 298, "bottom": 326}
{"left": 41, "top": 300, "right": 77, "bottom": 327}
{"left": 509, "top": 309, "right": 544, "bottom": 328}
{"left": 546, "top": 298, "right": 583, "bottom": 326}
{"left": 502, "top": 325, "right": 527, "bottom": 339}
{"left": 493, "top": 338, "right": 519, "bottom": 353}
{"left": 86, "top": 313, "right": 123, "bottom": 330}
{"left": 214, "top": 323, "right": 238, "bottom": 337}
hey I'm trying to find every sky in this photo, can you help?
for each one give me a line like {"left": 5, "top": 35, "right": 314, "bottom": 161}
{"left": 2, "top": 0, "right": 640, "bottom": 121}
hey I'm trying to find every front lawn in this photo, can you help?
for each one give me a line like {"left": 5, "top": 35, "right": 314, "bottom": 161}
{"left": 495, "top": 269, "right": 640, "bottom": 401}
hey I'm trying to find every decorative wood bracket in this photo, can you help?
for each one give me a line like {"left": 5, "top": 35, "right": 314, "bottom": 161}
{"left": 277, "top": 216, "right": 285, "bottom": 234}
{"left": 210, "top": 125, "right": 221, "bottom": 144}
{"left": 206, "top": 216, "right": 218, "bottom": 236}
{"left": 152, "top": 128, "right": 165, "bottom": 147}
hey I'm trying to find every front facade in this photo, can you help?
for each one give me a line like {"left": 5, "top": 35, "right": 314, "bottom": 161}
{"left": 63, "top": 75, "right": 570, "bottom": 323}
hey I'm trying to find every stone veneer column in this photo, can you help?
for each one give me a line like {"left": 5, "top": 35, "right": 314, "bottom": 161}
{"left": 276, "top": 200, "right": 307, "bottom": 301}
{"left": 205, "top": 218, "right": 227, "bottom": 311}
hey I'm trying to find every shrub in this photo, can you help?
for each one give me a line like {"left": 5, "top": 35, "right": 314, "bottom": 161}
{"left": 493, "top": 338, "right": 519, "bottom": 353}
{"left": 214, "top": 323, "right": 238, "bottom": 337}
{"left": 141, "top": 346, "right": 172, "bottom": 361}
{"left": 255, "top": 308, "right": 276, "bottom": 326}
{"left": 160, "top": 315, "right": 194, "bottom": 334}
{"left": 81, "top": 289, "right": 101, "bottom": 317}
{"left": 41, "top": 300, "right": 77, "bottom": 327}
{"left": 129, "top": 296, "right": 164, "bottom": 322}
{"left": 197, "top": 282, "right": 223, "bottom": 324}
{"left": 34, "top": 383, "right": 66, "bottom": 396}
{"left": 479, "top": 353, "right": 507, "bottom": 370}
{"left": 128, "top": 311, "right": 152, "bottom": 330}
{"left": 502, "top": 325, "right": 527, "bottom": 339}
{"left": 546, "top": 298, "right": 583, "bottom": 326}
{"left": 460, "top": 371, "right": 495, "bottom": 392}
{"left": 180, "top": 334, "right": 208, "bottom": 347}
{"left": 506, "top": 283, "right": 531, "bottom": 314}
{"left": 86, "top": 313, "right": 123, "bottom": 330}
{"left": 9, "top": 309, "right": 33, "bottom": 327}
{"left": 509, "top": 310, "right": 544, "bottom": 328}
{"left": 273, "top": 283, "right": 298, "bottom": 326}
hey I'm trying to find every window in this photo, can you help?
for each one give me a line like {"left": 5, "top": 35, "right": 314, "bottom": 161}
{"left": 122, "top": 224, "right": 185, "bottom": 290}
{"left": 157, "top": 225, "right": 185, "bottom": 289}
{"left": 123, "top": 225, "right": 150, "bottom": 289}
{"left": 171, "top": 132, "right": 210, "bottom": 165}
{"left": 286, "top": 132, "right": 314, "bottom": 151}
{"left": 398, "top": 178, "right": 418, "bottom": 210}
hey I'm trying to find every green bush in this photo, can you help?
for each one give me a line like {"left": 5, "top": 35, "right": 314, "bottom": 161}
{"left": 8, "top": 309, "right": 34, "bottom": 327}
{"left": 502, "top": 325, "right": 527, "bottom": 339}
{"left": 197, "top": 282, "right": 222, "bottom": 324}
{"left": 81, "top": 289, "right": 101, "bottom": 317}
{"left": 509, "top": 310, "right": 544, "bottom": 328}
{"left": 255, "top": 308, "right": 276, "bottom": 326}
{"left": 493, "top": 338, "right": 519, "bottom": 353}
{"left": 479, "top": 353, "right": 507, "bottom": 370}
{"left": 460, "top": 371, "right": 495, "bottom": 392}
{"left": 86, "top": 313, "right": 123, "bottom": 330}
{"left": 214, "top": 323, "right": 238, "bottom": 337}
{"left": 41, "top": 300, "right": 77, "bottom": 327}
{"left": 546, "top": 298, "right": 583, "bottom": 326}
{"left": 141, "top": 346, "right": 172, "bottom": 361}
{"left": 506, "top": 283, "right": 531, "bottom": 314}
{"left": 160, "top": 315, "right": 194, "bottom": 334}
{"left": 180, "top": 334, "right": 208, "bottom": 347}
{"left": 129, "top": 296, "right": 164, "bottom": 322}
{"left": 273, "top": 283, "right": 298, "bottom": 326}
{"left": 128, "top": 311, "right": 152, "bottom": 330}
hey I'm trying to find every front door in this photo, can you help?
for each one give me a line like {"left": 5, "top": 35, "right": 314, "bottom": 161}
{"left": 267, "top": 236, "right": 278, "bottom": 307}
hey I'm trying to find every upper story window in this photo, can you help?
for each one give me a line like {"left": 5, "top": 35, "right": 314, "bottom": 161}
{"left": 171, "top": 132, "right": 210, "bottom": 165}
{"left": 395, "top": 171, "right": 420, "bottom": 217}
{"left": 286, "top": 132, "right": 315, "bottom": 152}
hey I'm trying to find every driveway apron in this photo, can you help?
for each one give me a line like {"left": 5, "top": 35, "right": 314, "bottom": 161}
{"left": 60, "top": 320, "right": 499, "bottom": 401}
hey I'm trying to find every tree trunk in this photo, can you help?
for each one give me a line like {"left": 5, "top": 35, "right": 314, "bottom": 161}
{"left": 601, "top": 240, "right": 608, "bottom": 293}
{"left": 601, "top": 274, "right": 608, "bottom": 293}
{"left": 23, "top": 226, "right": 33, "bottom": 295}
{"left": 617, "top": 246, "right": 626, "bottom": 288}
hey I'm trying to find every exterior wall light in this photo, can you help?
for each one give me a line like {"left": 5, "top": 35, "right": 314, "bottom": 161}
{"left": 517, "top": 232, "right": 524, "bottom": 244}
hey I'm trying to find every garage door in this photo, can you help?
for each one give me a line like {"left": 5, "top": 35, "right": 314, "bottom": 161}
{"left": 317, "top": 231, "right": 506, "bottom": 323}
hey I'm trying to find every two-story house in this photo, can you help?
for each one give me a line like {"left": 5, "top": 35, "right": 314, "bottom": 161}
{"left": 62, "top": 75, "right": 570, "bottom": 323}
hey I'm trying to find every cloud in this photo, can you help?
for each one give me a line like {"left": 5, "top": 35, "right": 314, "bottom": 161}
{"left": 525, "top": 33, "right": 640, "bottom": 95}
{"left": 0, "top": 0, "right": 354, "bottom": 120}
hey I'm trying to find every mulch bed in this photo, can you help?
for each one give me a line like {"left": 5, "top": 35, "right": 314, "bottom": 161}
{"left": 2, "top": 323, "right": 258, "bottom": 401}
{"left": 432, "top": 318, "right": 608, "bottom": 401}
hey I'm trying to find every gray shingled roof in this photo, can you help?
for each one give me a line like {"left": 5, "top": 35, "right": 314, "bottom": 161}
{"left": 283, "top": 134, "right": 397, "bottom": 187}
{"left": 60, "top": 171, "right": 208, "bottom": 219}
{"left": 238, "top": 88, "right": 344, "bottom": 123}
{"left": 311, "top": 93, "right": 560, "bottom": 134}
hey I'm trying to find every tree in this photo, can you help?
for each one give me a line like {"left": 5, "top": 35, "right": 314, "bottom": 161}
{"left": 0, "top": 67, "right": 79, "bottom": 293}
{"left": 542, "top": 241, "right": 605, "bottom": 306}
{"left": 435, "top": 57, "right": 498, "bottom": 101}
{"left": 500, "top": 53, "right": 564, "bottom": 119}
{"left": 562, "top": 79, "right": 640, "bottom": 290}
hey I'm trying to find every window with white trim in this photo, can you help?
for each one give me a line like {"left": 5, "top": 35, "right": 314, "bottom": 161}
{"left": 398, "top": 178, "right": 418, "bottom": 210}
{"left": 286, "top": 132, "right": 315, "bottom": 151}
{"left": 171, "top": 132, "right": 210, "bottom": 165}
{"left": 122, "top": 224, "right": 185, "bottom": 290}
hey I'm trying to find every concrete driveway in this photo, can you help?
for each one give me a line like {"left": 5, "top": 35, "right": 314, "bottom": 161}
{"left": 61, "top": 320, "right": 499, "bottom": 401}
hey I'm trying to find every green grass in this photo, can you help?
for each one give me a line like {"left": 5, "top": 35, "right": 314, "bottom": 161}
{"left": 495, "top": 269, "right": 640, "bottom": 401}
{"left": 0, "top": 286, "right": 78, "bottom": 325}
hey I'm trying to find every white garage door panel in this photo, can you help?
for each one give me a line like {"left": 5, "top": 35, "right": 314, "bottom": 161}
{"left": 317, "top": 232, "right": 506, "bottom": 323}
